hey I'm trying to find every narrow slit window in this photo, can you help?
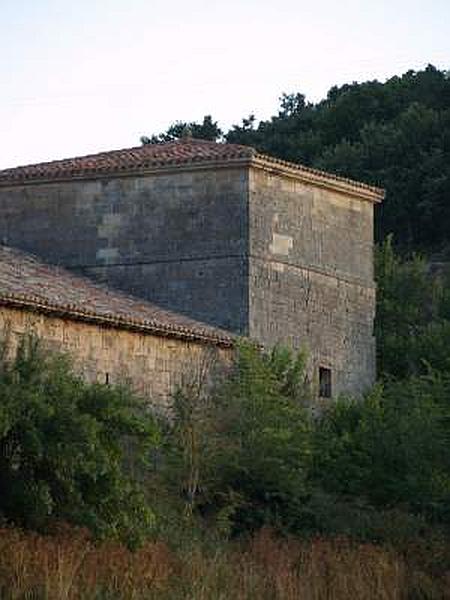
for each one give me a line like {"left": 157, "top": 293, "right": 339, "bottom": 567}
{"left": 319, "top": 367, "right": 332, "bottom": 398}
{"left": 105, "top": 372, "right": 110, "bottom": 385}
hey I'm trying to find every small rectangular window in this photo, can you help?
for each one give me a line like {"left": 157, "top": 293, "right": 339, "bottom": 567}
{"left": 319, "top": 367, "right": 332, "bottom": 398}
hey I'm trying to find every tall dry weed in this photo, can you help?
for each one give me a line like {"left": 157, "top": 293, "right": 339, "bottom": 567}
{"left": 241, "top": 527, "right": 406, "bottom": 600}
{"left": 0, "top": 525, "right": 448, "bottom": 599}
{"left": 0, "top": 526, "right": 174, "bottom": 599}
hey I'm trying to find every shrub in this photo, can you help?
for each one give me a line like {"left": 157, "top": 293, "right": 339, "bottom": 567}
{"left": 160, "top": 342, "right": 313, "bottom": 534}
{"left": 0, "top": 334, "right": 158, "bottom": 545}
{"left": 311, "top": 376, "right": 450, "bottom": 522}
{"left": 375, "top": 235, "right": 450, "bottom": 378}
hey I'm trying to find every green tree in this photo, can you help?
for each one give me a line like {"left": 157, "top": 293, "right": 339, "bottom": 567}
{"left": 0, "top": 334, "right": 158, "bottom": 546}
{"left": 161, "top": 342, "right": 312, "bottom": 534}
{"left": 141, "top": 115, "right": 222, "bottom": 144}
{"left": 139, "top": 66, "right": 450, "bottom": 253}
{"left": 312, "top": 375, "right": 450, "bottom": 522}
{"left": 375, "top": 236, "right": 450, "bottom": 378}
{"left": 226, "top": 65, "right": 450, "bottom": 254}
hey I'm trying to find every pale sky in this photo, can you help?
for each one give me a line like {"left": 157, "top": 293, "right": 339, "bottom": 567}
{"left": 1, "top": 0, "right": 449, "bottom": 169}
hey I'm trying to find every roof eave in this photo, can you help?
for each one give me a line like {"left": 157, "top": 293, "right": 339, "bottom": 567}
{"left": 0, "top": 292, "right": 235, "bottom": 349}
{"left": 0, "top": 153, "right": 385, "bottom": 201}
{"left": 250, "top": 155, "right": 385, "bottom": 203}
{"left": 0, "top": 157, "right": 254, "bottom": 188}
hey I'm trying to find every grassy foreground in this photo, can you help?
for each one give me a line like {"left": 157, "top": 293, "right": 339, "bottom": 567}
{"left": 1, "top": 526, "right": 449, "bottom": 599}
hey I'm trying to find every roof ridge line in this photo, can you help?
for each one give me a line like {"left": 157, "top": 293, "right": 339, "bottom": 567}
{"left": 0, "top": 139, "right": 251, "bottom": 173}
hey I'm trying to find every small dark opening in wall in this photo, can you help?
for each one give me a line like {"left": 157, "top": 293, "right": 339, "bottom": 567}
{"left": 105, "top": 372, "right": 110, "bottom": 385}
{"left": 319, "top": 367, "right": 332, "bottom": 398}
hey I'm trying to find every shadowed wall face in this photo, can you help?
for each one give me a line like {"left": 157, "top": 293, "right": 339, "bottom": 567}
{"left": 0, "top": 168, "right": 249, "bottom": 333}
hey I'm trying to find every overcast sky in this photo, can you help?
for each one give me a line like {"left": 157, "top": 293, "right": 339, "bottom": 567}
{"left": 1, "top": 0, "right": 449, "bottom": 169}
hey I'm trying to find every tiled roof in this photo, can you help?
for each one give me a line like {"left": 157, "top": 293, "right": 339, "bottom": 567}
{"left": 0, "top": 139, "right": 384, "bottom": 200}
{"left": 0, "top": 139, "right": 255, "bottom": 182}
{"left": 0, "top": 245, "right": 233, "bottom": 347}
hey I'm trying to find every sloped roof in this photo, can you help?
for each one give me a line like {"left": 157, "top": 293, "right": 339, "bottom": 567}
{"left": 0, "top": 139, "right": 254, "bottom": 182}
{"left": 0, "top": 245, "right": 233, "bottom": 347}
{"left": 0, "top": 139, "right": 384, "bottom": 201}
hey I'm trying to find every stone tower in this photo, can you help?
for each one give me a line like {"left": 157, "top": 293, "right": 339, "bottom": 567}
{"left": 0, "top": 139, "right": 383, "bottom": 396}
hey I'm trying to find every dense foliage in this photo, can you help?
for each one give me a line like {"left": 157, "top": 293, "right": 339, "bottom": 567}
{"left": 0, "top": 335, "right": 158, "bottom": 545}
{"left": 144, "top": 65, "right": 450, "bottom": 254}
{"left": 3, "top": 318, "right": 450, "bottom": 548}
{"left": 375, "top": 236, "right": 450, "bottom": 378}
{"left": 155, "top": 342, "right": 450, "bottom": 545}
{"left": 159, "top": 343, "right": 312, "bottom": 534}
{"left": 312, "top": 378, "right": 450, "bottom": 522}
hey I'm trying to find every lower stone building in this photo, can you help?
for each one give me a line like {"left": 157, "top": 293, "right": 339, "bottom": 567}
{"left": 0, "top": 246, "right": 233, "bottom": 410}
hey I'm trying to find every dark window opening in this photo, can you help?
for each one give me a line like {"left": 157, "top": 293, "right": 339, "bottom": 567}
{"left": 319, "top": 367, "right": 332, "bottom": 398}
{"left": 105, "top": 372, "right": 110, "bottom": 385}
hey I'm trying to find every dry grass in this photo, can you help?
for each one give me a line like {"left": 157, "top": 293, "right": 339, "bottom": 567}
{"left": 177, "top": 529, "right": 407, "bottom": 600}
{"left": 0, "top": 526, "right": 174, "bottom": 599}
{"left": 0, "top": 525, "right": 448, "bottom": 599}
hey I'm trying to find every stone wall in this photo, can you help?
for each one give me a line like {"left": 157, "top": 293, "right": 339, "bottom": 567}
{"left": 248, "top": 167, "right": 376, "bottom": 396}
{"left": 0, "top": 167, "right": 249, "bottom": 333}
{"left": 0, "top": 161, "right": 378, "bottom": 398}
{"left": 0, "top": 306, "right": 231, "bottom": 411}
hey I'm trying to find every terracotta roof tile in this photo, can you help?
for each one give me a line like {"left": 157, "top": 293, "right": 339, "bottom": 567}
{"left": 0, "top": 139, "right": 255, "bottom": 183}
{"left": 0, "top": 245, "right": 233, "bottom": 347}
{"left": 0, "top": 139, "right": 384, "bottom": 199}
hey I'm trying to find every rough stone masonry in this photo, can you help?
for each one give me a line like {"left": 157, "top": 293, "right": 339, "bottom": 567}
{"left": 0, "top": 139, "right": 384, "bottom": 398}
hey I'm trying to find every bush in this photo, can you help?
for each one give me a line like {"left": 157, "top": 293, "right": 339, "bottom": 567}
{"left": 159, "top": 341, "right": 450, "bottom": 540}
{"left": 160, "top": 342, "right": 313, "bottom": 534}
{"left": 0, "top": 334, "right": 158, "bottom": 545}
{"left": 375, "top": 236, "right": 450, "bottom": 378}
{"left": 311, "top": 377, "right": 450, "bottom": 522}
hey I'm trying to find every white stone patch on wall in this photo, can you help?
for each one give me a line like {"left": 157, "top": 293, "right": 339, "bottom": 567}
{"left": 96, "top": 212, "right": 126, "bottom": 264}
{"left": 96, "top": 247, "right": 120, "bottom": 262}
{"left": 271, "top": 262, "right": 285, "bottom": 273}
{"left": 98, "top": 212, "right": 124, "bottom": 236}
{"left": 269, "top": 233, "right": 293, "bottom": 257}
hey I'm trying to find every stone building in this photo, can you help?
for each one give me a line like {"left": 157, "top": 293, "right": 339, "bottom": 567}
{"left": 0, "top": 245, "right": 232, "bottom": 410}
{"left": 0, "top": 139, "right": 384, "bottom": 399}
